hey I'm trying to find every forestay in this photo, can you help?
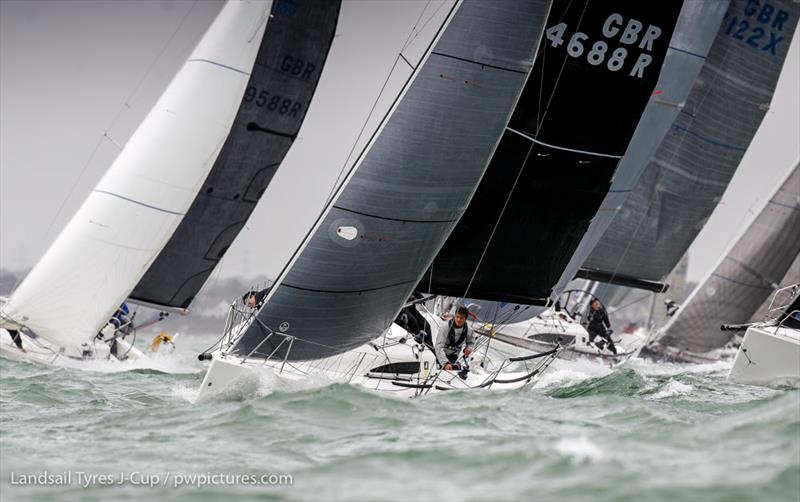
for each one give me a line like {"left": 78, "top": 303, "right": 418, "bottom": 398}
{"left": 581, "top": 0, "right": 800, "bottom": 288}
{"left": 130, "top": 0, "right": 341, "bottom": 310}
{"left": 0, "top": 1, "right": 274, "bottom": 349}
{"left": 234, "top": 0, "right": 549, "bottom": 361}
{"left": 418, "top": 0, "right": 684, "bottom": 305}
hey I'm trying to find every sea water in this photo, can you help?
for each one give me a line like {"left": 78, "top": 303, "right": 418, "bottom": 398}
{"left": 1, "top": 333, "right": 798, "bottom": 501}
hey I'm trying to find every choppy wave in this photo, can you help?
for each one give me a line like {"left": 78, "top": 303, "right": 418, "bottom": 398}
{"left": 1, "top": 333, "right": 798, "bottom": 502}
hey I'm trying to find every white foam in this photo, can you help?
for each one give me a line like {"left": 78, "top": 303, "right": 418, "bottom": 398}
{"left": 553, "top": 437, "right": 605, "bottom": 463}
{"left": 533, "top": 357, "right": 613, "bottom": 389}
{"left": 623, "top": 356, "right": 732, "bottom": 377}
{"left": 648, "top": 380, "right": 694, "bottom": 400}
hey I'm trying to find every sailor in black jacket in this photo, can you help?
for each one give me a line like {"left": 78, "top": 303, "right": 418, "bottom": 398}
{"left": 586, "top": 299, "right": 617, "bottom": 354}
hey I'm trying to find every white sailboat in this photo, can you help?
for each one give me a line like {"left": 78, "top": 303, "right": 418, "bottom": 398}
{"left": 728, "top": 283, "right": 800, "bottom": 387}
{"left": 0, "top": 0, "right": 342, "bottom": 366}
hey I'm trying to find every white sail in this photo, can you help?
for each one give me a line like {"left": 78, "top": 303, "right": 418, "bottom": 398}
{"left": 0, "top": 1, "right": 272, "bottom": 349}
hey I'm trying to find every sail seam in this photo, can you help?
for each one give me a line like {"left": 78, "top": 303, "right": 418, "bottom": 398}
{"left": 332, "top": 205, "right": 456, "bottom": 224}
{"left": 186, "top": 58, "right": 251, "bottom": 76}
{"left": 671, "top": 124, "right": 748, "bottom": 151}
{"left": 667, "top": 46, "right": 707, "bottom": 60}
{"left": 430, "top": 51, "right": 527, "bottom": 74}
{"left": 283, "top": 279, "right": 417, "bottom": 294}
{"left": 93, "top": 190, "right": 185, "bottom": 215}
{"left": 505, "top": 127, "right": 624, "bottom": 159}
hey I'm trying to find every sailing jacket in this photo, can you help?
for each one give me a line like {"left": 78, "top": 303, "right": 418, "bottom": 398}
{"left": 586, "top": 308, "right": 611, "bottom": 334}
{"left": 434, "top": 320, "right": 474, "bottom": 365}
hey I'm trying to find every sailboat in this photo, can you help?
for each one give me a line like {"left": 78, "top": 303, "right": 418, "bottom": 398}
{"left": 195, "top": 0, "right": 685, "bottom": 400}
{"left": 727, "top": 282, "right": 799, "bottom": 386}
{"left": 431, "top": 0, "right": 714, "bottom": 363}
{"left": 479, "top": 0, "right": 800, "bottom": 363}
{"left": 642, "top": 162, "right": 800, "bottom": 363}
{"left": 0, "top": 0, "right": 341, "bottom": 366}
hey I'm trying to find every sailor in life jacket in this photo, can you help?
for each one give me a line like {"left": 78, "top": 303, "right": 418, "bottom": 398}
{"left": 434, "top": 306, "right": 474, "bottom": 370}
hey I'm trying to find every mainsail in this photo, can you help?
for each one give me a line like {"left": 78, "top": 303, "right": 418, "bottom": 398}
{"left": 0, "top": 1, "right": 306, "bottom": 349}
{"left": 418, "top": 0, "right": 684, "bottom": 304}
{"left": 234, "top": 0, "right": 550, "bottom": 360}
{"left": 648, "top": 162, "right": 800, "bottom": 357}
{"left": 129, "top": 0, "right": 341, "bottom": 311}
{"left": 579, "top": 0, "right": 800, "bottom": 290}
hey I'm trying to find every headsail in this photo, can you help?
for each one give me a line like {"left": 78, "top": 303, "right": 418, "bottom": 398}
{"left": 234, "top": 0, "right": 550, "bottom": 360}
{"left": 0, "top": 1, "right": 275, "bottom": 349}
{"left": 579, "top": 0, "right": 800, "bottom": 290}
{"left": 649, "top": 162, "right": 800, "bottom": 357}
{"left": 418, "top": 0, "right": 684, "bottom": 304}
{"left": 129, "top": 0, "right": 341, "bottom": 311}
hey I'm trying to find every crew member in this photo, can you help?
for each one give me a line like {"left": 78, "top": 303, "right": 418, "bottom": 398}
{"left": 434, "top": 306, "right": 474, "bottom": 370}
{"left": 586, "top": 299, "right": 617, "bottom": 354}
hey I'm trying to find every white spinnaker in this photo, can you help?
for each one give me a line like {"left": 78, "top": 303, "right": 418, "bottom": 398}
{"left": 0, "top": 0, "right": 272, "bottom": 349}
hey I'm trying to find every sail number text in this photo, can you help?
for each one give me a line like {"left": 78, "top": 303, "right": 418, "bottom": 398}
{"left": 724, "top": 1, "right": 791, "bottom": 55}
{"left": 243, "top": 86, "right": 303, "bottom": 117}
{"left": 544, "top": 13, "right": 664, "bottom": 78}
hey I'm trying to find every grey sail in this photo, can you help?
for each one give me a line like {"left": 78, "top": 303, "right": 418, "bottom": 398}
{"left": 234, "top": 0, "right": 549, "bottom": 361}
{"left": 579, "top": 0, "right": 800, "bottom": 289}
{"left": 550, "top": 0, "right": 731, "bottom": 296}
{"left": 646, "top": 163, "right": 800, "bottom": 359}
{"left": 129, "top": 0, "right": 341, "bottom": 310}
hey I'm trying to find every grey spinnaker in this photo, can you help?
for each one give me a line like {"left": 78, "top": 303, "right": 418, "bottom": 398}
{"left": 234, "top": 0, "right": 549, "bottom": 360}
{"left": 130, "top": 0, "right": 341, "bottom": 310}
{"left": 580, "top": 0, "right": 799, "bottom": 289}
{"left": 645, "top": 163, "right": 800, "bottom": 359}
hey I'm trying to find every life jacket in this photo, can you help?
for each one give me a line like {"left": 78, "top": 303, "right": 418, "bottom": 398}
{"left": 445, "top": 320, "right": 469, "bottom": 350}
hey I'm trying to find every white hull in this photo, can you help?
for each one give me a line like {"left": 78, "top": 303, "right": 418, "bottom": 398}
{"left": 0, "top": 328, "right": 144, "bottom": 369}
{"left": 197, "top": 322, "right": 558, "bottom": 401}
{"left": 475, "top": 309, "right": 645, "bottom": 365}
{"left": 728, "top": 324, "right": 800, "bottom": 387}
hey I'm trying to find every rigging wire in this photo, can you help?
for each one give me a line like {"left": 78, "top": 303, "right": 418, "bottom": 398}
{"left": 321, "top": 0, "right": 441, "bottom": 208}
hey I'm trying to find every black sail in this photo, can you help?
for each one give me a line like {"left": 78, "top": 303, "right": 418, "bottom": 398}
{"left": 130, "top": 0, "right": 341, "bottom": 310}
{"left": 419, "top": 0, "right": 684, "bottom": 304}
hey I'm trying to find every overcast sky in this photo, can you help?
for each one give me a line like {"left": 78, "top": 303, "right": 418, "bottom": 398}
{"left": 1, "top": 0, "right": 798, "bottom": 289}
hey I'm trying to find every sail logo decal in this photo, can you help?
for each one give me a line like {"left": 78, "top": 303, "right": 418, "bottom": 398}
{"left": 544, "top": 13, "right": 664, "bottom": 78}
{"left": 723, "top": 1, "right": 792, "bottom": 55}
{"left": 336, "top": 226, "right": 358, "bottom": 240}
{"left": 279, "top": 322, "right": 290, "bottom": 332}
